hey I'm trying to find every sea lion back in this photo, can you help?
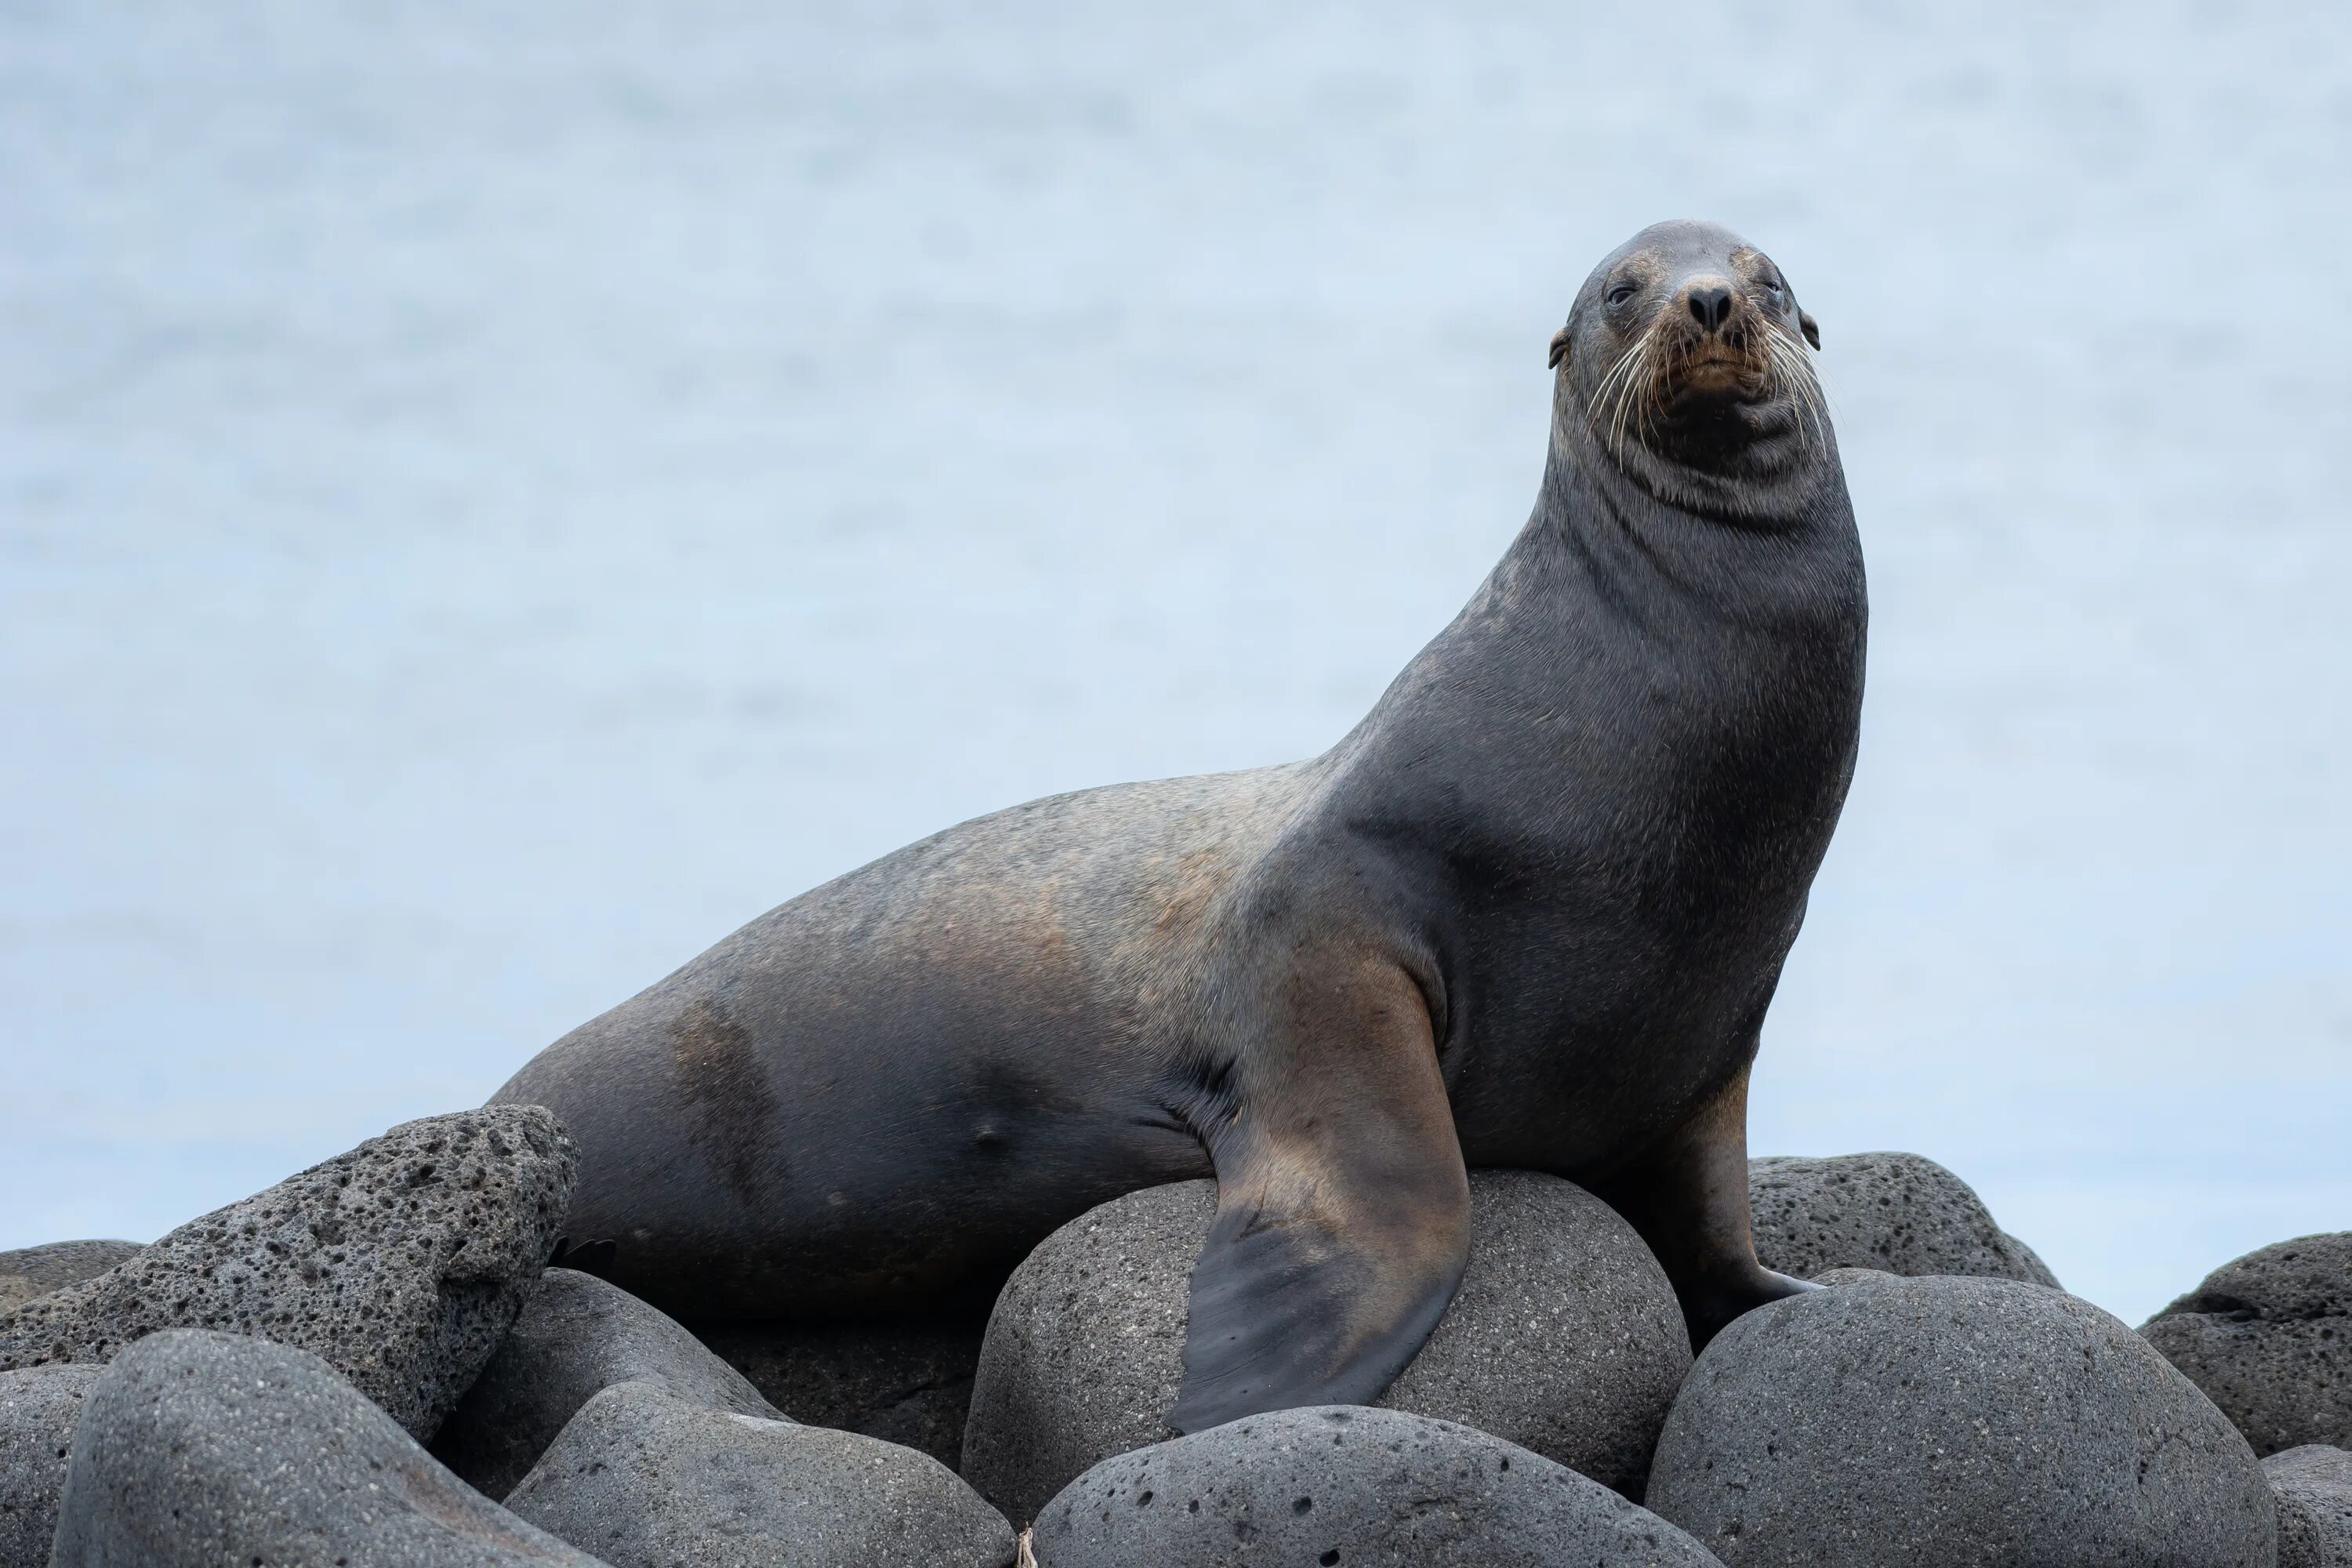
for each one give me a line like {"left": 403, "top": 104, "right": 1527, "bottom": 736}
{"left": 492, "top": 760, "right": 1319, "bottom": 1319}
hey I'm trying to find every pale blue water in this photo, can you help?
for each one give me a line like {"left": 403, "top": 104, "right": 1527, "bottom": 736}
{"left": 4, "top": 2, "right": 2347, "bottom": 1327}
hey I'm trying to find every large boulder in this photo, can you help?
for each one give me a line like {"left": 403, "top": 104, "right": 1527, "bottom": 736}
{"left": 0, "top": 1109, "right": 573, "bottom": 1442}
{"left": 961, "top": 1171, "right": 1690, "bottom": 1522}
{"left": 1748, "top": 1152, "right": 2059, "bottom": 1286}
{"left": 2267, "top": 1446, "right": 2352, "bottom": 1568}
{"left": 1646, "top": 1272, "right": 2274, "bottom": 1566}
{"left": 695, "top": 1312, "right": 986, "bottom": 1468}
{"left": 504, "top": 1377, "right": 1016, "bottom": 1568}
{"left": 0, "top": 1365, "right": 102, "bottom": 1568}
{"left": 1028, "top": 1403, "right": 1722, "bottom": 1567}
{"left": 2143, "top": 1232, "right": 2352, "bottom": 1456}
{"left": 431, "top": 1266, "right": 780, "bottom": 1499}
{"left": 47, "top": 1329, "right": 603, "bottom": 1567}
{"left": 0, "top": 1245, "right": 143, "bottom": 1312}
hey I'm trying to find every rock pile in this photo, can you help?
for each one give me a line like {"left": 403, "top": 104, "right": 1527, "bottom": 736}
{"left": 960, "top": 1171, "right": 1692, "bottom": 1519}
{"left": 0, "top": 1107, "right": 574, "bottom": 1440}
{"left": 1645, "top": 1272, "right": 2275, "bottom": 1566}
{"left": 2265, "top": 1445, "right": 2352, "bottom": 1568}
{"left": 1026, "top": 1404, "right": 1719, "bottom": 1567}
{"left": 430, "top": 1265, "right": 784, "bottom": 1498}
{"left": 2142, "top": 1232, "right": 2351, "bottom": 1457}
{"left": 0, "top": 1365, "right": 100, "bottom": 1566}
{"left": 504, "top": 1378, "right": 1016, "bottom": 1568}
{"left": 49, "top": 1329, "right": 605, "bottom": 1567}
{"left": 1, "top": 1117, "right": 2342, "bottom": 1568}
{"left": 692, "top": 1312, "right": 988, "bottom": 1469}
{"left": 1747, "top": 1150, "right": 2060, "bottom": 1285}
{"left": 0, "top": 1245, "right": 142, "bottom": 1314}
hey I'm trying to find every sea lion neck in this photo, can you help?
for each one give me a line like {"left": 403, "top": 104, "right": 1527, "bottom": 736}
{"left": 1546, "top": 390, "right": 1844, "bottom": 535}
{"left": 1490, "top": 437, "right": 1862, "bottom": 665}
{"left": 1323, "top": 438, "right": 1866, "bottom": 854}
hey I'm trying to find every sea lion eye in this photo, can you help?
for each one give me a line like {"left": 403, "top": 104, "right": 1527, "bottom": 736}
{"left": 1606, "top": 282, "right": 1639, "bottom": 306}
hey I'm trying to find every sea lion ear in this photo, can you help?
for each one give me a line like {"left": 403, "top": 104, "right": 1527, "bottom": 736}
{"left": 1798, "top": 310, "right": 1821, "bottom": 350}
{"left": 1547, "top": 326, "right": 1571, "bottom": 371}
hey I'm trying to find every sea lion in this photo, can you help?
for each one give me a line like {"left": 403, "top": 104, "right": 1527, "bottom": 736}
{"left": 493, "top": 219, "right": 1867, "bottom": 1433}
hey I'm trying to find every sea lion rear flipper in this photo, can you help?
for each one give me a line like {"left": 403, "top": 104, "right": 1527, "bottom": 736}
{"left": 1167, "top": 958, "right": 1469, "bottom": 1434}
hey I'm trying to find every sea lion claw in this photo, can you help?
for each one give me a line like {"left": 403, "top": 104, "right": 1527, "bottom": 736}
{"left": 548, "top": 1236, "right": 619, "bottom": 1278}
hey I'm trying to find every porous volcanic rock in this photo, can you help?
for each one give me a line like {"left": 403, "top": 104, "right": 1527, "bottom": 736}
{"left": 1646, "top": 1272, "right": 2274, "bottom": 1566}
{"left": 2266, "top": 1445, "right": 2352, "bottom": 1568}
{"left": 1027, "top": 1403, "right": 1722, "bottom": 1568}
{"left": 695, "top": 1312, "right": 986, "bottom": 1469}
{"left": 504, "top": 1377, "right": 1015, "bottom": 1568}
{"left": 2143, "top": 1232, "right": 2352, "bottom": 1456}
{"left": 1748, "top": 1151, "right": 2059, "bottom": 1285}
{"left": 46, "top": 1329, "right": 602, "bottom": 1567}
{"left": 0, "top": 1364, "right": 103, "bottom": 1568}
{"left": 0, "top": 1244, "right": 143, "bottom": 1313}
{"left": 0, "top": 1108, "right": 574, "bottom": 1441}
{"left": 432, "top": 1266, "right": 779, "bottom": 1499}
{"left": 961, "top": 1171, "right": 1690, "bottom": 1522}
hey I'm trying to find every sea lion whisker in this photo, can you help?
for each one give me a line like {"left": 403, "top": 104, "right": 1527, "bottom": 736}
{"left": 1586, "top": 337, "right": 1646, "bottom": 416}
{"left": 1763, "top": 336, "right": 1808, "bottom": 450}
{"left": 1613, "top": 340, "right": 1657, "bottom": 462}
{"left": 1607, "top": 349, "right": 1638, "bottom": 462}
{"left": 1586, "top": 338, "right": 1649, "bottom": 456}
{"left": 1604, "top": 352, "right": 1632, "bottom": 460}
{"left": 1632, "top": 351, "right": 1664, "bottom": 456}
{"left": 1762, "top": 325, "right": 1827, "bottom": 452}
{"left": 1595, "top": 336, "right": 1657, "bottom": 458}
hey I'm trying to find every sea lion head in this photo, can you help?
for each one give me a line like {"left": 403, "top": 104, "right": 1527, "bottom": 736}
{"left": 1548, "top": 220, "right": 1831, "bottom": 516}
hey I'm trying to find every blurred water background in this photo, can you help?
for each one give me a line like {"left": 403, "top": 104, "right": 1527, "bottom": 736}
{"left": 5, "top": 2, "right": 2347, "bottom": 1323}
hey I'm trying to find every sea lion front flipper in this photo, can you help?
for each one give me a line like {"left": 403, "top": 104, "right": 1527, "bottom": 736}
{"left": 1166, "top": 956, "right": 1470, "bottom": 1434}
{"left": 1591, "top": 1057, "right": 1817, "bottom": 1349}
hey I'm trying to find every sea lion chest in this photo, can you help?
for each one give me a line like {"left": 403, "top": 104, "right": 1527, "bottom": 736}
{"left": 1294, "top": 530, "right": 1864, "bottom": 1174}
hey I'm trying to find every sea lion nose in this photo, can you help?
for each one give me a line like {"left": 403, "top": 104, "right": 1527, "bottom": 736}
{"left": 1685, "top": 283, "right": 1734, "bottom": 333}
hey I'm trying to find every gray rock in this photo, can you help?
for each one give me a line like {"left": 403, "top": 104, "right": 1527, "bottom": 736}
{"left": 1748, "top": 1151, "right": 2060, "bottom": 1286}
{"left": 2143, "top": 1232, "right": 2352, "bottom": 1456}
{"left": 432, "top": 1267, "right": 780, "bottom": 1500}
{"left": 47, "top": 1329, "right": 602, "bottom": 1567}
{"left": 1646, "top": 1272, "right": 2275, "bottom": 1567}
{"left": 0, "top": 1245, "right": 143, "bottom": 1313}
{"left": 695, "top": 1312, "right": 985, "bottom": 1469}
{"left": 1809, "top": 1265, "right": 1898, "bottom": 1287}
{"left": 962, "top": 1171, "right": 1690, "bottom": 1522}
{"left": 505, "top": 1377, "right": 1016, "bottom": 1568}
{"left": 1028, "top": 1403, "right": 1722, "bottom": 1568}
{"left": 0, "top": 1365, "right": 102, "bottom": 1568}
{"left": 0, "top": 1108, "right": 574, "bottom": 1442}
{"left": 2267, "top": 1446, "right": 2352, "bottom": 1568}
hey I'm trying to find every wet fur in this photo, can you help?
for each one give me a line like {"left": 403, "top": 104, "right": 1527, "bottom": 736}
{"left": 494, "top": 219, "right": 1868, "bottom": 1428}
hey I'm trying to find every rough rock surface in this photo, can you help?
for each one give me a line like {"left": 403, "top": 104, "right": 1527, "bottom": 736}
{"left": 505, "top": 1377, "right": 1016, "bottom": 1568}
{"left": 1646, "top": 1272, "right": 2275, "bottom": 1566}
{"left": 1748, "top": 1152, "right": 2060, "bottom": 1286}
{"left": 2143, "top": 1232, "right": 2351, "bottom": 1456}
{"left": 0, "top": 1364, "right": 103, "bottom": 1568}
{"left": 2267, "top": 1445, "right": 2352, "bottom": 1568}
{"left": 696, "top": 1312, "right": 985, "bottom": 1469}
{"left": 962, "top": 1172, "right": 1690, "bottom": 1522}
{"left": 0, "top": 1245, "right": 143, "bottom": 1313}
{"left": 47, "top": 1329, "right": 602, "bottom": 1567}
{"left": 1028, "top": 1403, "right": 1722, "bottom": 1568}
{"left": 432, "top": 1266, "right": 780, "bottom": 1500}
{"left": 0, "top": 1109, "right": 574, "bottom": 1442}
